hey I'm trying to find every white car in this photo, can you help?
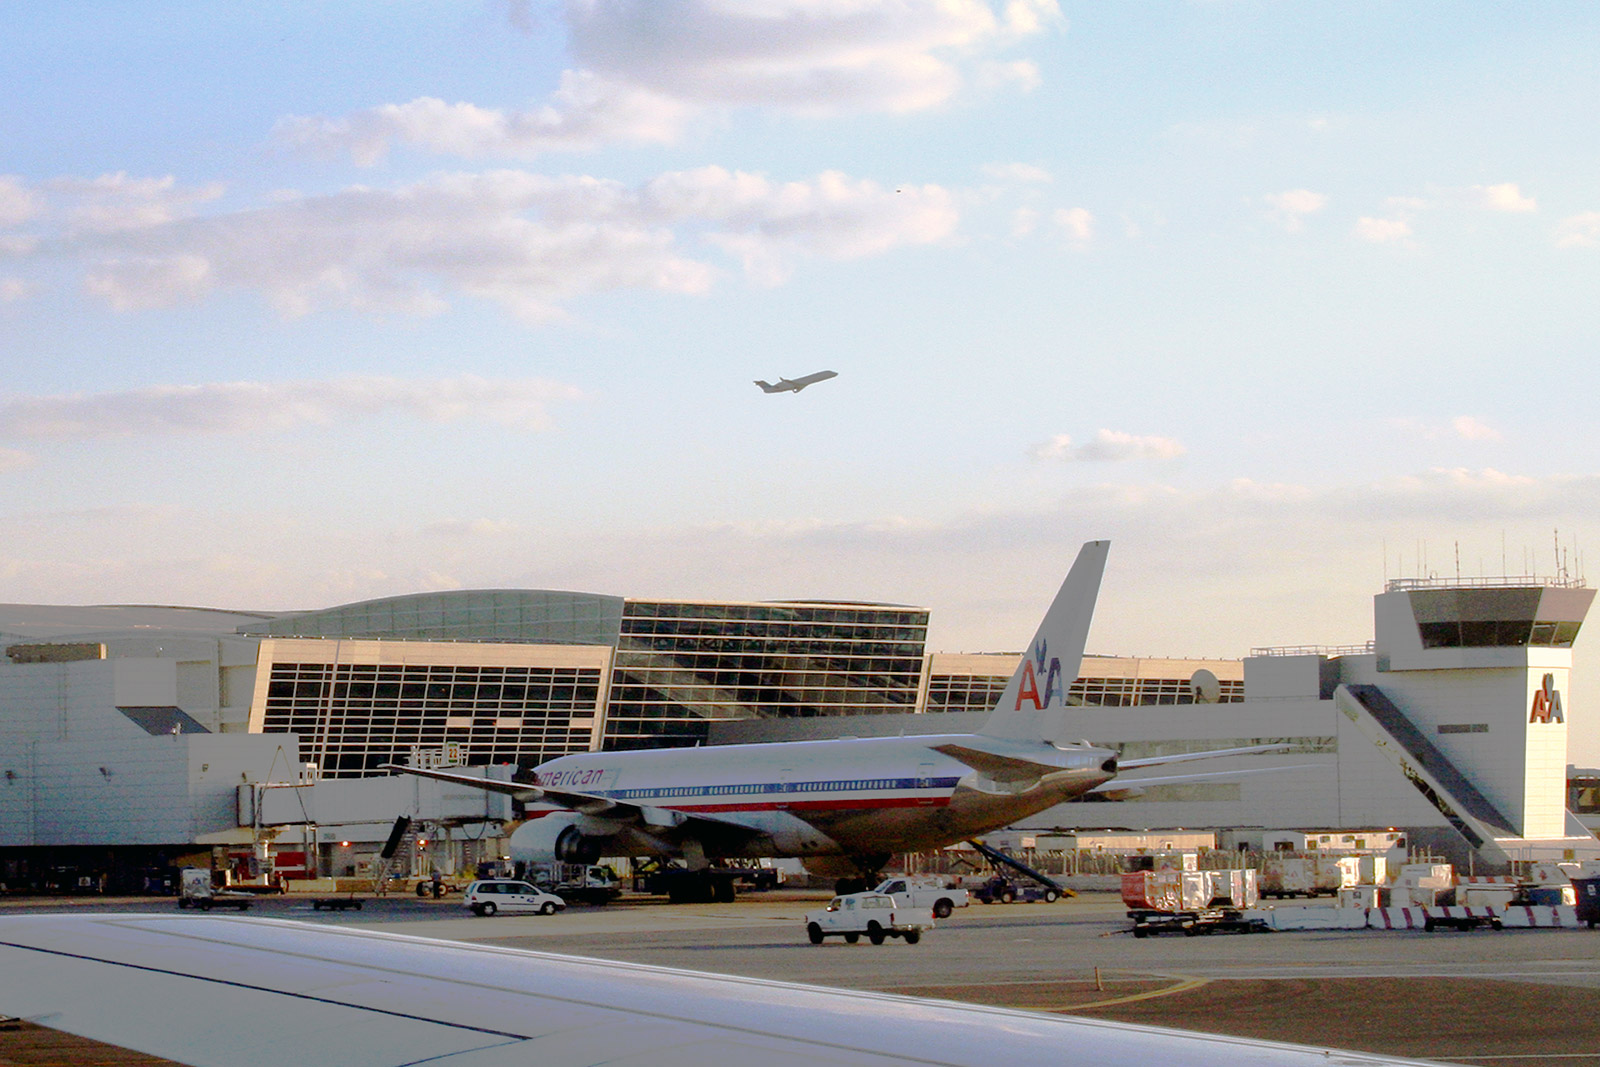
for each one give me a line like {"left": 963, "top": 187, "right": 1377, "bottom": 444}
{"left": 463, "top": 880, "right": 566, "bottom": 917}
{"left": 804, "top": 892, "right": 932, "bottom": 945}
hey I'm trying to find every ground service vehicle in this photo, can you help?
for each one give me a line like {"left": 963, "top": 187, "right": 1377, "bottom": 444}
{"left": 970, "top": 875, "right": 1060, "bottom": 905}
{"left": 553, "top": 865, "right": 622, "bottom": 905}
{"left": 874, "top": 877, "right": 969, "bottom": 918}
{"left": 804, "top": 892, "right": 932, "bottom": 945}
{"left": 175, "top": 868, "right": 252, "bottom": 911}
{"left": 464, "top": 880, "right": 566, "bottom": 916}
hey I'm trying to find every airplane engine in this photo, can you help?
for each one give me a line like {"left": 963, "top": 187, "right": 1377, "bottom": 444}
{"left": 509, "top": 814, "right": 606, "bottom": 867}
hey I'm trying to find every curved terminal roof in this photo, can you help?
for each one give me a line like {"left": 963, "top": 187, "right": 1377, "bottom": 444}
{"left": 239, "top": 589, "right": 628, "bottom": 646}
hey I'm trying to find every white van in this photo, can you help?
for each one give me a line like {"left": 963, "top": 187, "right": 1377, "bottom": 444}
{"left": 463, "top": 880, "right": 566, "bottom": 916}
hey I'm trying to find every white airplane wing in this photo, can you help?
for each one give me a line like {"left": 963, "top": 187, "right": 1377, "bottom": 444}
{"left": 381, "top": 762, "right": 763, "bottom": 838}
{"left": 0, "top": 914, "right": 1447, "bottom": 1067}
{"left": 1115, "top": 743, "right": 1296, "bottom": 770}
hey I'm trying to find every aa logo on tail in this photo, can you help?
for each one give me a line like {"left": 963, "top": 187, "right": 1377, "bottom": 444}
{"left": 1530, "top": 673, "right": 1564, "bottom": 724}
{"left": 1015, "top": 638, "right": 1065, "bottom": 710}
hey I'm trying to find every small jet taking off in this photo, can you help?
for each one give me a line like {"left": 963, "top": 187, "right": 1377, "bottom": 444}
{"left": 755, "top": 369, "right": 837, "bottom": 393}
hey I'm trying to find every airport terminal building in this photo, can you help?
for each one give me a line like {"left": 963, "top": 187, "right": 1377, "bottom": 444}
{"left": 0, "top": 570, "right": 1594, "bottom": 886}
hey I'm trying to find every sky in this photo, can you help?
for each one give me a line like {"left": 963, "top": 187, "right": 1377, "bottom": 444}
{"left": 4, "top": 2, "right": 1600, "bottom": 755}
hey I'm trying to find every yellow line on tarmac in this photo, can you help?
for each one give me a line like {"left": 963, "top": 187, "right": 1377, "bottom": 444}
{"left": 1051, "top": 976, "right": 1212, "bottom": 1011}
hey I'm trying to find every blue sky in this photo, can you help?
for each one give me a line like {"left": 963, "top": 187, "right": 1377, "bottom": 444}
{"left": 4, "top": 2, "right": 1600, "bottom": 753}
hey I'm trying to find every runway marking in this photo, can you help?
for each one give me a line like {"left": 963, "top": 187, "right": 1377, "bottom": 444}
{"left": 1044, "top": 975, "right": 1211, "bottom": 1011}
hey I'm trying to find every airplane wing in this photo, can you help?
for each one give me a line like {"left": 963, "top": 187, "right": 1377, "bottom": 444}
{"left": 381, "top": 763, "right": 763, "bottom": 838}
{"left": 0, "top": 914, "right": 1447, "bottom": 1067}
{"left": 1115, "top": 743, "right": 1296, "bottom": 770}
{"left": 1086, "top": 764, "right": 1317, "bottom": 796}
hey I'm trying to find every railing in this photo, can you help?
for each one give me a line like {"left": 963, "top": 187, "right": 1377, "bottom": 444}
{"left": 1385, "top": 574, "right": 1588, "bottom": 592}
{"left": 1250, "top": 642, "right": 1375, "bottom": 658}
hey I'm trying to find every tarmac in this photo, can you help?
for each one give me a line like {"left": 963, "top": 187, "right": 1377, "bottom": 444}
{"left": 3, "top": 889, "right": 1599, "bottom": 1065}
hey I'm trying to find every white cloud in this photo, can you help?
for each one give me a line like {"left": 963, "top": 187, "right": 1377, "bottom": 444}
{"left": 1555, "top": 211, "right": 1600, "bottom": 248}
{"left": 424, "top": 518, "right": 522, "bottom": 538}
{"left": 1053, "top": 206, "right": 1093, "bottom": 246}
{"left": 0, "top": 176, "right": 41, "bottom": 228}
{"left": 0, "top": 375, "right": 583, "bottom": 439}
{"left": 1263, "top": 188, "right": 1326, "bottom": 232}
{"left": 0, "top": 277, "right": 28, "bottom": 303}
{"left": 46, "top": 172, "right": 225, "bottom": 233}
{"left": 51, "top": 167, "right": 955, "bottom": 320}
{"left": 0, "top": 447, "right": 34, "bottom": 472}
{"left": 1354, "top": 216, "right": 1412, "bottom": 244}
{"left": 1452, "top": 415, "right": 1503, "bottom": 442}
{"left": 1032, "top": 429, "right": 1185, "bottom": 462}
{"left": 1391, "top": 415, "right": 1506, "bottom": 443}
{"left": 1468, "top": 182, "right": 1536, "bottom": 213}
{"left": 276, "top": 0, "right": 1063, "bottom": 162}
{"left": 981, "top": 162, "right": 1052, "bottom": 184}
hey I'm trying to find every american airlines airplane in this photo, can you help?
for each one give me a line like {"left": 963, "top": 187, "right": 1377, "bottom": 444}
{"left": 0, "top": 912, "right": 1447, "bottom": 1066}
{"left": 387, "top": 542, "right": 1280, "bottom": 897}
{"left": 754, "top": 369, "right": 838, "bottom": 392}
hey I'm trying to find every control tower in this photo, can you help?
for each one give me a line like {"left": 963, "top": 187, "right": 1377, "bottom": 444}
{"left": 1334, "top": 574, "right": 1595, "bottom": 863}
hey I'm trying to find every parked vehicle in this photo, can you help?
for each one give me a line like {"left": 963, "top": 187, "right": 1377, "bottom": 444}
{"left": 970, "top": 875, "right": 1060, "bottom": 905}
{"left": 464, "top": 880, "right": 566, "bottom": 917}
{"left": 804, "top": 892, "right": 932, "bottom": 945}
{"left": 874, "top": 877, "right": 969, "bottom": 918}
{"left": 553, "top": 865, "right": 623, "bottom": 906}
{"left": 176, "top": 868, "right": 252, "bottom": 912}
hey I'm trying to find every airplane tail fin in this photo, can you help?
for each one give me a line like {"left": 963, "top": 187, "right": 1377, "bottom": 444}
{"left": 979, "top": 540, "right": 1109, "bottom": 743}
{"left": 754, "top": 380, "right": 777, "bottom": 392}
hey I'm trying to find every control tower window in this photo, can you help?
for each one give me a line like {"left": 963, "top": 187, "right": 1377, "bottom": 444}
{"left": 1420, "top": 618, "right": 1581, "bottom": 649}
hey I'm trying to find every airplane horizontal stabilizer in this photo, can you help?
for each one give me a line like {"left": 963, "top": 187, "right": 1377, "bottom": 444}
{"left": 932, "top": 744, "right": 1067, "bottom": 783}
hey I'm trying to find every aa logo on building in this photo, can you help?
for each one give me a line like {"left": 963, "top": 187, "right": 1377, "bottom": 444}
{"left": 1530, "top": 673, "right": 1565, "bottom": 724}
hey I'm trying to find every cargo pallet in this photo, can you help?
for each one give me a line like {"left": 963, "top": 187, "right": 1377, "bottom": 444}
{"left": 1128, "top": 908, "right": 1269, "bottom": 937}
{"left": 310, "top": 898, "right": 365, "bottom": 912}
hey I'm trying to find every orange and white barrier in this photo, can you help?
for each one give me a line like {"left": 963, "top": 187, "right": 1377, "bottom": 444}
{"left": 1366, "top": 905, "right": 1581, "bottom": 929}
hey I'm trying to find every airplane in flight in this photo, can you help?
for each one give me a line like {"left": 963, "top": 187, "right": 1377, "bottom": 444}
{"left": 754, "top": 369, "right": 837, "bottom": 393}
{"left": 386, "top": 541, "right": 1288, "bottom": 899}
{"left": 0, "top": 912, "right": 1447, "bottom": 1067}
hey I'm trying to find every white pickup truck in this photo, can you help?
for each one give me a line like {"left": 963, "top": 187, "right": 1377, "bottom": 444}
{"left": 874, "top": 877, "right": 969, "bottom": 919}
{"left": 804, "top": 891, "right": 932, "bottom": 945}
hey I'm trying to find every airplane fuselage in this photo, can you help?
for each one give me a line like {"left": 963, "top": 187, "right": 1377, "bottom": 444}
{"left": 513, "top": 733, "right": 1117, "bottom": 866}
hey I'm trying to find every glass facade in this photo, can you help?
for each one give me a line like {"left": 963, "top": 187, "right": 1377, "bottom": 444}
{"left": 926, "top": 657, "right": 1245, "bottom": 713}
{"left": 254, "top": 644, "right": 608, "bottom": 777}
{"left": 603, "top": 600, "right": 930, "bottom": 750}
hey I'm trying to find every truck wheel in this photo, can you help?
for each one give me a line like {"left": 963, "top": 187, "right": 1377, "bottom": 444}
{"left": 867, "top": 922, "right": 886, "bottom": 946}
{"left": 844, "top": 933, "right": 860, "bottom": 944}
{"left": 904, "top": 930, "right": 921, "bottom": 945}
{"left": 416, "top": 883, "right": 427, "bottom": 897}
{"left": 177, "top": 899, "right": 188, "bottom": 910}
{"left": 1000, "top": 891, "right": 1015, "bottom": 904}
{"left": 540, "top": 901, "right": 556, "bottom": 915}
{"left": 480, "top": 901, "right": 497, "bottom": 917}
{"left": 807, "top": 922, "right": 824, "bottom": 945}
{"left": 1133, "top": 926, "right": 1148, "bottom": 938}
{"left": 1044, "top": 890, "right": 1060, "bottom": 903}
{"left": 199, "top": 899, "right": 212, "bottom": 912}
{"left": 933, "top": 899, "right": 953, "bottom": 919}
